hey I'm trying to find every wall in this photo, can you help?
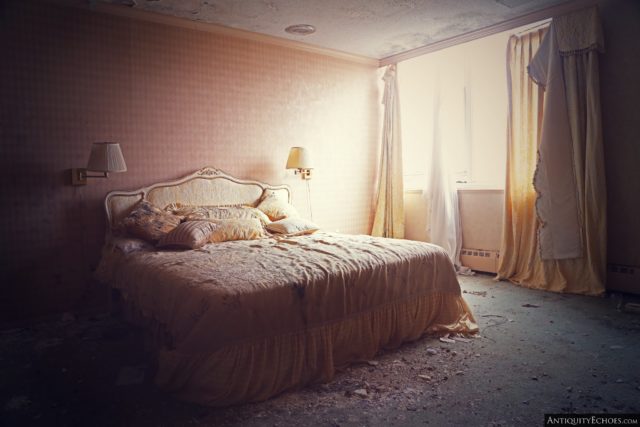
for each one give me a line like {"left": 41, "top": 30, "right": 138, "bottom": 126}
{"left": 598, "top": 0, "right": 640, "bottom": 293}
{"left": 0, "top": 1, "right": 380, "bottom": 322}
{"left": 457, "top": 190, "right": 503, "bottom": 251}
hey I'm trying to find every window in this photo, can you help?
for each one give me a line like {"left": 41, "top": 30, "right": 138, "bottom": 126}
{"left": 398, "top": 30, "right": 511, "bottom": 190}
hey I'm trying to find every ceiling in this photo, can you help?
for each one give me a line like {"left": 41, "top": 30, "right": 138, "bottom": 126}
{"left": 103, "top": 0, "right": 571, "bottom": 59}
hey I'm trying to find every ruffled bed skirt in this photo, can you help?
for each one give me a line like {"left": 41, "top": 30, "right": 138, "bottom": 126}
{"left": 124, "top": 291, "right": 477, "bottom": 407}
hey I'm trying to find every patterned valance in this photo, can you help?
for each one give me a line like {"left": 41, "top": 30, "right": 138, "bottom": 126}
{"left": 555, "top": 7, "right": 604, "bottom": 55}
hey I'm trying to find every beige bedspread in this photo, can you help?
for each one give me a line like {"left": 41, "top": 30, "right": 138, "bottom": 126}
{"left": 97, "top": 232, "right": 477, "bottom": 405}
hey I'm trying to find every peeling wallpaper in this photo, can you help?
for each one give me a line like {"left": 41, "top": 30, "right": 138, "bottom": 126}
{"left": 0, "top": 1, "right": 380, "bottom": 321}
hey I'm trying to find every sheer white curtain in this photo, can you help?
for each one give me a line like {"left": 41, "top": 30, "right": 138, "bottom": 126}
{"left": 425, "top": 71, "right": 463, "bottom": 266}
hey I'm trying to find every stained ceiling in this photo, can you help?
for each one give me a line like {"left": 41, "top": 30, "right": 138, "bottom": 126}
{"left": 102, "top": 0, "right": 573, "bottom": 59}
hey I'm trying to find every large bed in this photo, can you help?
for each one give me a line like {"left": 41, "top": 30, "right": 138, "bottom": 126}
{"left": 96, "top": 167, "right": 478, "bottom": 406}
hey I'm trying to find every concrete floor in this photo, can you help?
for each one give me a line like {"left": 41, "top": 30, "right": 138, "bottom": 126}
{"left": 2, "top": 274, "right": 639, "bottom": 426}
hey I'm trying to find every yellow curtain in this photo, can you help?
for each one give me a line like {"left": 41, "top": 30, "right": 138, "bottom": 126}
{"left": 498, "top": 29, "right": 549, "bottom": 288}
{"left": 498, "top": 20, "right": 606, "bottom": 296}
{"left": 372, "top": 64, "right": 405, "bottom": 238}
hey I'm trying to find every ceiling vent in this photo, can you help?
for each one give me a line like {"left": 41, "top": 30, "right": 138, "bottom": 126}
{"left": 285, "top": 24, "right": 316, "bottom": 36}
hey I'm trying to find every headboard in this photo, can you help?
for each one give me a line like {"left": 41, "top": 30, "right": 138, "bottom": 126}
{"left": 104, "top": 167, "right": 291, "bottom": 230}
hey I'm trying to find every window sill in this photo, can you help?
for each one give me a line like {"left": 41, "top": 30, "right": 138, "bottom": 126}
{"left": 455, "top": 183, "right": 504, "bottom": 192}
{"left": 403, "top": 186, "right": 504, "bottom": 194}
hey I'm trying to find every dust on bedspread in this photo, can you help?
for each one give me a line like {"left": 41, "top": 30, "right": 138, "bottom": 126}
{"left": 96, "top": 232, "right": 463, "bottom": 353}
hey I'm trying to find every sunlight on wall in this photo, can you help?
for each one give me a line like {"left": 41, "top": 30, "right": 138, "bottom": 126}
{"left": 398, "top": 31, "right": 510, "bottom": 190}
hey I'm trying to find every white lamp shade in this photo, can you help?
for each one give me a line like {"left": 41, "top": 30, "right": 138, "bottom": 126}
{"left": 86, "top": 142, "right": 127, "bottom": 173}
{"left": 286, "top": 147, "right": 313, "bottom": 170}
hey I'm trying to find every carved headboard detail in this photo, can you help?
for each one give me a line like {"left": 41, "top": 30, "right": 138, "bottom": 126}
{"left": 104, "top": 167, "right": 291, "bottom": 229}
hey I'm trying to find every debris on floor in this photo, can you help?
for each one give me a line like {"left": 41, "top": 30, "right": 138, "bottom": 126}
{"left": 1, "top": 274, "right": 639, "bottom": 426}
{"left": 463, "top": 290, "right": 487, "bottom": 297}
{"left": 116, "top": 365, "right": 146, "bottom": 386}
{"left": 3, "top": 396, "right": 31, "bottom": 411}
{"left": 624, "top": 303, "right": 640, "bottom": 314}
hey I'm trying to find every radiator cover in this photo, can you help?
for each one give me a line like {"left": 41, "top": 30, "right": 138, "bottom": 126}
{"left": 460, "top": 248, "right": 499, "bottom": 274}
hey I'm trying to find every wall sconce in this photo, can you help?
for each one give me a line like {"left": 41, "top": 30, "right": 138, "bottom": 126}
{"left": 70, "top": 142, "right": 127, "bottom": 186}
{"left": 286, "top": 146, "right": 313, "bottom": 180}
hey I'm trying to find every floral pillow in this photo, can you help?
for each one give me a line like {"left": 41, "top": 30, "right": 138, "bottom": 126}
{"left": 121, "top": 200, "right": 182, "bottom": 244}
{"left": 256, "top": 190, "right": 300, "bottom": 221}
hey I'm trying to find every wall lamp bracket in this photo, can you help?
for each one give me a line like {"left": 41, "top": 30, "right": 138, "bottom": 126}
{"left": 70, "top": 168, "right": 110, "bottom": 186}
{"left": 293, "top": 168, "right": 312, "bottom": 180}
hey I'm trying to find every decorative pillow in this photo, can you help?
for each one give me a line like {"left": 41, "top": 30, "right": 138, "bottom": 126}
{"left": 256, "top": 190, "right": 300, "bottom": 221}
{"left": 266, "top": 218, "right": 320, "bottom": 236}
{"left": 165, "top": 204, "right": 271, "bottom": 225}
{"left": 206, "top": 218, "right": 265, "bottom": 243}
{"left": 157, "top": 221, "right": 218, "bottom": 249}
{"left": 122, "top": 200, "right": 181, "bottom": 244}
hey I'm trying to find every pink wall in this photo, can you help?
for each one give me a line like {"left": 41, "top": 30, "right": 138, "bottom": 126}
{"left": 0, "top": 1, "right": 380, "bottom": 322}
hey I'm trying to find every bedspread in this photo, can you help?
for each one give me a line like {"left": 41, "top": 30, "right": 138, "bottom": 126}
{"left": 97, "top": 232, "right": 477, "bottom": 405}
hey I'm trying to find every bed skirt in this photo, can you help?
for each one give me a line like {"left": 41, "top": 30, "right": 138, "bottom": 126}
{"left": 123, "top": 291, "right": 477, "bottom": 407}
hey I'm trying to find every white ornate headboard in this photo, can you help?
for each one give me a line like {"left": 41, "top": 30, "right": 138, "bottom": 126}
{"left": 104, "top": 167, "right": 291, "bottom": 229}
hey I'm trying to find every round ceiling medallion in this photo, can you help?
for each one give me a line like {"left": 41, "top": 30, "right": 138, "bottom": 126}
{"left": 285, "top": 24, "right": 316, "bottom": 36}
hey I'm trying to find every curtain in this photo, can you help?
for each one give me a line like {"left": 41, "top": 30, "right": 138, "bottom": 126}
{"left": 497, "top": 29, "right": 548, "bottom": 287}
{"left": 426, "top": 73, "right": 463, "bottom": 267}
{"left": 372, "top": 64, "right": 405, "bottom": 239}
{"left": 498, "top": 7, "right": 606, "bottom": 295}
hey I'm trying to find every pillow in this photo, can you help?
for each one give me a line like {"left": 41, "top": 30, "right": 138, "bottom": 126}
{"left": 266, "top": 218, "right": 320, "bottom": 236}
{"left": 121, "top": 200, "right": 182, "bottom": 244}
{"left": 165, "top": 204, "right": 271, "bottom": 225}
{"left": 206, "top": 218, "right": 265, "bottom": 243}
{"left": 157, "top": 221, "right": 218, "bottom": 249}
{"left": 256, "top": 190, "right": 300, "bottom": 221}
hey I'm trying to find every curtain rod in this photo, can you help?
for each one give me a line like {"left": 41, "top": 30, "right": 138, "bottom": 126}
{"left": 516, "top": 19, "right": 552, "bottom": 35}
{"left": 379, "top": 0, "right": 599, "bottom": 66}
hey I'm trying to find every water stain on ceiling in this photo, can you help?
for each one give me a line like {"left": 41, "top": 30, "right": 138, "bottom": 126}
{"left": 102, "top": 0, "right": 572, "bottom": 59}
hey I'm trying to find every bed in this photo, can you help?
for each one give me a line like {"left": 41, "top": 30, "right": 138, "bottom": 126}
{"left": 96, "top": 167, "right": 478, "bottom": 406}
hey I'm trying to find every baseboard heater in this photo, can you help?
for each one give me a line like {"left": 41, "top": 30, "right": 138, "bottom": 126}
{"left": 460, "top": 248, "right": 499, "bottom": 274}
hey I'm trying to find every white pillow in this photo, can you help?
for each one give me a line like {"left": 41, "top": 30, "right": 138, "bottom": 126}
{"left": 266, "top": 218, "right": 319, "bottom": 236}
{"left": 256, "top": 190, "right": 300, "bottom": 221}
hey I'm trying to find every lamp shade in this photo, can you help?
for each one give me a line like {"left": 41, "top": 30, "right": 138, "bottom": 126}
{"left": 86, "top": 142, "right": 127, "bottom": 173}
{"left": 286, "top": 147, "right": 312, "bottom": 170}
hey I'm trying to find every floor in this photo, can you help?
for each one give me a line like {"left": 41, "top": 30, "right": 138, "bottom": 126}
{"left": 2, "top": 274, "right": 639, "bottom": 427}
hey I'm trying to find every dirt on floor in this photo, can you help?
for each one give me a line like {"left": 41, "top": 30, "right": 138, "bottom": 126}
{"left": 2, "top": 274, "right": 640, "bottom": 426}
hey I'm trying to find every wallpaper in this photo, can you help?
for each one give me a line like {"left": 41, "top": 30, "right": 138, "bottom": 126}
{"left": 0, "top": 1, "right": 380, "bottom": 321}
